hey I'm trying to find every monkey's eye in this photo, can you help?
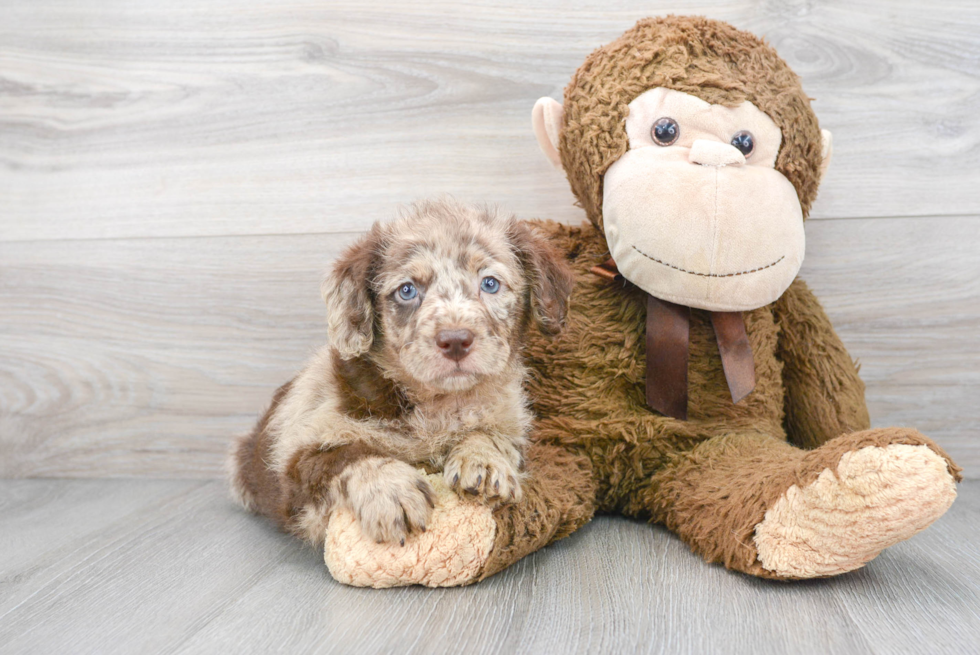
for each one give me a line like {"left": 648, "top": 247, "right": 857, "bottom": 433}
{"left": 480, "top": 276, "right": 500, "bottom": 294}
{"left": 731, "top": 131, "right": 755, "bottom": 157}
{"left": 651, "top": 117, "right": 680, "bottom": 146}
{"left": 397, "top": 282, "right": 418, "bottom": 301}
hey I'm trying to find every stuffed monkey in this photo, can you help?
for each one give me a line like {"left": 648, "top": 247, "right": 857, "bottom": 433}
{"left": 324, "top": 16, "right": 960, "bottom": 586}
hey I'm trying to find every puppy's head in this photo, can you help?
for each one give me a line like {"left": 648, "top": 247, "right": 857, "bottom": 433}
{"left": 323, "top": 199, "right": 573, "bottom": 393}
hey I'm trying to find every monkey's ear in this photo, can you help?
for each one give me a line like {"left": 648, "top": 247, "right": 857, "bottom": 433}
{"left": 532, "top": 97, "right": 565, "bottom": 170}
{"left": 508, "top": 221, "right": 574, "bottom": 336}
{"left": 321, "top": 231, "right": 380, "bottom": 359}
{"left": 819, "top": 129, "right": 833, "bottom": 179}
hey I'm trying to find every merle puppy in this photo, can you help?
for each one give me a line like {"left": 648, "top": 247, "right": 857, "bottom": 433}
{"left": 230, "top": 199, "right": 573, "bottom": 546}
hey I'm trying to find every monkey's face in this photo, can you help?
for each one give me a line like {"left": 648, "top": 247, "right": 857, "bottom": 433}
{"left": 601, "top": 88, "right": 805, "bottom": 311}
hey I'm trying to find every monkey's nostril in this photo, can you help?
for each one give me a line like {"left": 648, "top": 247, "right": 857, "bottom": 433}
{"left": 436, "top": 328, "right": 475, "bottom": 362}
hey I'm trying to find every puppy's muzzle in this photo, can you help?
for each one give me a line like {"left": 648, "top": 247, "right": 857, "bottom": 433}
{"left": 436, "top": 328, "right": 475, "bottom": 362}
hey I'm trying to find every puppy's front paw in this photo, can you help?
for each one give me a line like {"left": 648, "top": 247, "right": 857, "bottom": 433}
{"left": 445, "top": 436, "right": 523, "bottom": 504}
{"left": 325, "top": 472, "right": 497, "bottom": 588}
{"left": 334, "top": 457, "right": 436, "bottom": 545}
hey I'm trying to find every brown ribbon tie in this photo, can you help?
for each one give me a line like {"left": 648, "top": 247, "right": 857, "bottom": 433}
{"left": 710, "top": 310, "right": 756, "bottom": 405}
{"left": 594, "top": 258, "right": 756, "bottom": 420}
{"left": 645, "top": 295, "right": 690, "bottom": 420}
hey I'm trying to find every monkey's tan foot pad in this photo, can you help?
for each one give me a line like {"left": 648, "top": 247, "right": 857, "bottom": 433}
{"left": 325, "top": 472, "right": 495, "bottom": 588}
{"left": 753, "top": 444, "right": 957, "bottom": 579}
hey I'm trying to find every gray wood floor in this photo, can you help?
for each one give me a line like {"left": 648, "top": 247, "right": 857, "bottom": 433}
{"left": 1, "top": 478, "right": 978, "bottom": 655}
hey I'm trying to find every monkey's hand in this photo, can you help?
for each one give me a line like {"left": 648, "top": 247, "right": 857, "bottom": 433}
{"left": 444, "top": 432, "right": 524, "bottom": 504}
{"left": 332, "top": 457, "right": 436, "bottom": 545}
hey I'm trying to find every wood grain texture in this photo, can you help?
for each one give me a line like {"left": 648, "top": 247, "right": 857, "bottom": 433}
{"left": 0, "top": 232, "right": 359, "bottom": 478}
{"left": 0, "top": 479, "right": 977, "bottom": 654}
{"left": 802, "top": 215, "right": 980, "bottom": 474}
{"left": 1, "top": 0, "right": 979, "bottom": 241}
{"left": 1, "top": 216, "right": 977, "bottom": 478}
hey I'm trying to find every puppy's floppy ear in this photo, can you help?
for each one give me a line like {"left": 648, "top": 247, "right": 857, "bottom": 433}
{"left": 322, "top": 228, "right": 383, "bottom": 359}
{"left": 507, "top": 221, "right": 574, "bottom": 336}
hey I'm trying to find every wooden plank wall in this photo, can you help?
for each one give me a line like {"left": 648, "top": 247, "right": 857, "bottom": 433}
{"left": 2, "top": 0, "right": 978, "bottom": 478}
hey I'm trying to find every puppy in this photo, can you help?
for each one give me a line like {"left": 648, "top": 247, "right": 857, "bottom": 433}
{"left": 230, "top": 199, "right": 573, "bottom": 546}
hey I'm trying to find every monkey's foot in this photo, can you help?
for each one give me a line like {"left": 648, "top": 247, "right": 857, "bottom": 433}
{"left": 753, "top": 442, "right": 957, "bottom": 578}
{"left": 324, "top": 472, "right": 494, "bottom": 588}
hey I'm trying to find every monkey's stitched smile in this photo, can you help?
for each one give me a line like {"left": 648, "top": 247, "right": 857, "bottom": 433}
{"left": 631, "top": 245, "right": 785, "bottom": 278}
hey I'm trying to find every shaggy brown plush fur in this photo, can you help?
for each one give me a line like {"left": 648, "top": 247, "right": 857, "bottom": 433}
{"left": 476, "top": 223, "right": 960, "bottom": 581}
{"left": 467, "top": 16, "right": 961, "bottom": 581}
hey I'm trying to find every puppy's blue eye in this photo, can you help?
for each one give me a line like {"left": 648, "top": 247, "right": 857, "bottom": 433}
{"left": 397, "top": 282, "right": 417, "bottom": 301}
{"left": 480, "top": 276, "right": 500, "bottom": 294}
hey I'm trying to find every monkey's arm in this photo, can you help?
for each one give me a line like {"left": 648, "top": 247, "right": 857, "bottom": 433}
{"left": 772, "top": 278, "right": 871, "bottom": 449}
{"left": 476, "top": 442, "right": 597, "bottom": 581}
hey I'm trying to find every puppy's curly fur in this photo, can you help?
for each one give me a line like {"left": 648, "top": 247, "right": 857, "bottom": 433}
{"left": 229, "top": 199, "right": 573, "bottom": 545}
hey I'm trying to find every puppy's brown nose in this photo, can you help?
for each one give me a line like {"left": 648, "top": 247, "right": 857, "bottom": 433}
{"left": 436, "top": 329, "right": 475, "bottom": 362}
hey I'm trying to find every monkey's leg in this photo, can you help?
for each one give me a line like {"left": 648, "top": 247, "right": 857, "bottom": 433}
{"left": 324, "top": 443, "right": 598, "bottom": 587}
{"left": 644, "top": 428, "right": 961, "bottom": 579}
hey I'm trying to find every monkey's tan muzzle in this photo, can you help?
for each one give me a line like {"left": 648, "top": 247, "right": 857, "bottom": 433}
{"left": 601, "top": 148, "right": 805, "bottom": 312}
